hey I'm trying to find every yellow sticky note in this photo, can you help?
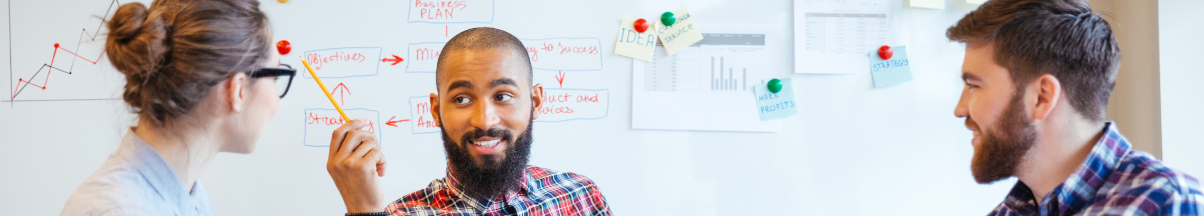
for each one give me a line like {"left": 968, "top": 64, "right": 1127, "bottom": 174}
{"left": 966, "top": 0, "right": 987, "bottom": 4}
{"left": 614, "top": 18, "right": 658, "bottom": 62}
{"left": 910, "top": 0, "right": 945, "bottom": 9}
{"left": 655, "top": 7, "right": 703, "bottom": 56}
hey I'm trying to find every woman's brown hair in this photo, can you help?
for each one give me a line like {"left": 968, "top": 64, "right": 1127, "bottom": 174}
{"left": 106, "top": 0, "right": 271, "bottom": 127}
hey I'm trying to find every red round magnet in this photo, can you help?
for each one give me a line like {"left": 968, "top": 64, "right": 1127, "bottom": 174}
{"left": 878, "top": 45, "right": 893, "bottom": 60}
{"left": 276, "top": 40, "right": 292, "bottom": 55}
{"left": 634, "top": 18, "right": 650, "bottom": 33}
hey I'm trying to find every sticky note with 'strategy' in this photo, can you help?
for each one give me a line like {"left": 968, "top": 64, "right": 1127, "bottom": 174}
{"left": 869, "top": 46, "right": 913, "bottom": 88}
{"left": 753, "top": 78, "right": 798, "bottom": 121}
{"left": 614, "top": 18, "right": 657, "bottom": 62}
{"left": 655, "top": 7, "right": 703, "bottom": 56}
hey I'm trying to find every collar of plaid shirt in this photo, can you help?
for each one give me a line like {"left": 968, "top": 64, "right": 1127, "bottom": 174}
{"left": 441, "top": 165, "right": 535, "bottom": 212}
{"left": 385, "top": 165, "right": 611, "bottom": 216}
{"left": 989, "top": 122, "right": 1204, "bottom": 216}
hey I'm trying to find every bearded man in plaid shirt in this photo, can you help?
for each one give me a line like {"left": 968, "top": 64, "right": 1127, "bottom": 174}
{"left": 324, "top": 27, "right": 610, "bottom": 216}
{"left": 948, "top": 0, "right": 1204, "bottom": 215}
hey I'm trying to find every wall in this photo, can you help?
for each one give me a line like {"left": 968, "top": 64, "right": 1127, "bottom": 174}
{"left": 1091, "top": 0, "right": 1162, "bottom": 158}
{"left": 1159, "top": 0, "right": 1204, "bottom": 179}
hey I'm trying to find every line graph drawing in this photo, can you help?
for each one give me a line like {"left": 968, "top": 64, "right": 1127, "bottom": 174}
{"left": 6, "top": 0, "right": 120, "bottom": 103}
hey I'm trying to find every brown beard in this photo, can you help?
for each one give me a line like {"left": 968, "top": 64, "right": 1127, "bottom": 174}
{"left": 970, "top": 90, "right": 1038, "bottom": 184}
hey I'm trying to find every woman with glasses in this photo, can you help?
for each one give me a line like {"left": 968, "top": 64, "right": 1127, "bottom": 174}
{"left": 58, "top": 0, "right": 294, "bottom": 215}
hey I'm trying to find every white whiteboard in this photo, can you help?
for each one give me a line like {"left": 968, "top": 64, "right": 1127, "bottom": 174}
{"left": 1, "top": 0, "right": 1017, "bottom": 215}
{"left": 1160, "top": 0, "right": 1204, "bottom": 188}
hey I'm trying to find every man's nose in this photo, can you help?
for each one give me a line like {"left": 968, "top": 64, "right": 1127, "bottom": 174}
{"left": 469, "top": 99, "right": 501, "bottom": 133}
{"left": 954, "top": 85, "right": 971, "bottom": 118}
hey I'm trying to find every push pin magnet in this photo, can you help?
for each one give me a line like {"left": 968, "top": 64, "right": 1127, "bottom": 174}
{"left": 634, "top": 18, "right": 650, "bottom": 33}
{"left": 878, "top": 45, "right": 893, "bottom": 60}
{"left": 660, "top": 12, "right": 676, "bottom": 26}
{"left": 768, "top": 78, "right": 783, "bottom": 93}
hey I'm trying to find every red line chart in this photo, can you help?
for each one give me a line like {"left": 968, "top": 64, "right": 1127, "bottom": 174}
{"left": 7, "top": 0, "right": 118, "bottom": 102}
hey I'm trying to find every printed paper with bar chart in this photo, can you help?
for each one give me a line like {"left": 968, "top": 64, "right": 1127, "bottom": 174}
{"left": 632, "top": 30, "right": 782, "bottom": 132}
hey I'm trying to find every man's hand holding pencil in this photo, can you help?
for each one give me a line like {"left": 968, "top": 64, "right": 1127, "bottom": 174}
{"left": 302, "top": 58, "right": 389, "bottom": 214}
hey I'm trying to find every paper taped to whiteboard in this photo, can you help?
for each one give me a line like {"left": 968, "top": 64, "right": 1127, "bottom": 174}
{"left": 754, "top": 78, "right": 798, "bottom": 121}
{"left": 793, "top": 0, "right": 894, "bottom": 74}
{"left": 632, "top": 24, "right": 782, "bottom": 132}
{"left": 869, "top": 46, "right": 913, "bottom": 88}
{"left": 655, "top": 7, "right": 704, "bottom": 56}
{"left": 615, "top": 18, "right": 658, "bottom": 62}
{"left": 909, "top": 0, "right": 946, "bottom": 9}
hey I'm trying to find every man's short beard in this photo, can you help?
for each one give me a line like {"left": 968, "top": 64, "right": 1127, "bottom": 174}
{"left": 440, "top": 116, "right": 533, "bottom": 200}
{"left": 971, "top": 89, "right": 1038, "bottom": 184}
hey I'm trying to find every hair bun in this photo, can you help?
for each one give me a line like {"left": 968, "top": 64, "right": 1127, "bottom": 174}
{"left": 106, "top": 2, "right": 172, "bottom": 119}
{"left": 108, "top": 3, "right": 149, "bottom": 43}
{"left": 105, "top": 2, "right": 169, "bottom": 75}
{"left": 104, "top": 0, "right": 271, "bottom": 127}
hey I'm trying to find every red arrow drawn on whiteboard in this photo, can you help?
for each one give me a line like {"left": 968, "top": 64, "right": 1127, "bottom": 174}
{"left": 385, "top": 116, "right": 410, "bottom": 127}
{"left": 554, "top": 70, "right": 565, "bottom": 88}
{"left": 332, "top": 83, "right": 350, "bottom": 105}
{"left": 381, "top": 54, "right": 404, "bottom": 65}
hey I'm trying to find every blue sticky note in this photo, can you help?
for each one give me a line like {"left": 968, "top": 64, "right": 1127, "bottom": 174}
{"left": 753, "top": 78, "right": 798, "bottom": 121}
{"left": 870, "top": 46, "right": 913, "bottom": 88}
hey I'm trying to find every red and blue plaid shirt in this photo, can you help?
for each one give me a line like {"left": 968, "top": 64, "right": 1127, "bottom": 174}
{"left": 989, "top": 122, "right": 1204, "bottom": 216}
{"left": 384, "top": 165, "right": 611, "bottom": 216}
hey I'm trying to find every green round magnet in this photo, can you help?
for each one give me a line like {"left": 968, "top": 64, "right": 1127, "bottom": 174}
{"left": 767, "top": 78, "right": 783, "bottom": 93}
{"left": 661, "top": 12, "right": 676, "bottom": 26}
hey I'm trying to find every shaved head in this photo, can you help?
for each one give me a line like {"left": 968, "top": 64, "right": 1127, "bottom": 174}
{"left": 430, "top": 27, "right": 541, "bottom": 199}
{"left": 436, "top": 27, "right": 532, "bottom": 88}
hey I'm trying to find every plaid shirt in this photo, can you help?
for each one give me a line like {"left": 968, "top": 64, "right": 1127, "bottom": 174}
{"left": 989, "top": 122, "right": 1204, "bottom": 216}
{"left": 385, "top": 165, "right": 611, "bottom": 216}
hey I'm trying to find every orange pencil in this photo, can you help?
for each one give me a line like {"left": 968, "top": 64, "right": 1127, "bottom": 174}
{"left": 300, "top": 57, "right": 351, "bottom": 121}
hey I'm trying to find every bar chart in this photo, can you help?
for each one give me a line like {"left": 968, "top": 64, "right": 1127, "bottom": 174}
{"left": 710, "top": 57, "right": 750, "bottom": 91}
{"left": 632, "top": 30, "right": 784, "bottom": 132}
{"left": 643, "top": 33, "right": 767, "bottom": 93}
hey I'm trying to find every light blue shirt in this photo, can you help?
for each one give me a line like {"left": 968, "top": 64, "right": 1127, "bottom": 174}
{"left": 59, "top": 129, "right": 212, "bottom": 216}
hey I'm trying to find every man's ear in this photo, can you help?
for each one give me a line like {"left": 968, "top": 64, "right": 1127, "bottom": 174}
{"left": 531, "top": 83, "right": 543, "bottom": 120}
{"left": 430, "top": 93, "right": 441, "bottom": 127}
{"left": 1031, "top": 74, "right": 1062, "bottom": 121}
{"left": 226, "top": 73, "right": 249, "bottom": 113}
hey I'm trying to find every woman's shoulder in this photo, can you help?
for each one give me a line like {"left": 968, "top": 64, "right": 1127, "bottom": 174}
{"left": 59, "top": 151, "right": 160, "bottom": 216}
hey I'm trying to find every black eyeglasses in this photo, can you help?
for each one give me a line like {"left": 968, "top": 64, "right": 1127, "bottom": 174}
{"left": 250, "top": 64, "right": 296, "bottom": 98}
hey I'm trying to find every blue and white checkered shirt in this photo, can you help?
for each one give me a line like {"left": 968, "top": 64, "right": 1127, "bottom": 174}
{"left": 989, "top": 122, "right": 1204, "bottom": 216}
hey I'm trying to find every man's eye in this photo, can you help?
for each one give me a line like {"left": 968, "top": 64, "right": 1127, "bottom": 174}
{"left": 454, "top": 97, "right": 471, "bottom": 104}
{"left": 966, "top": 83, "right": 979, "bottom": 89}
{"left": 495, "top": 94, "right": 512, "bottom": 102}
